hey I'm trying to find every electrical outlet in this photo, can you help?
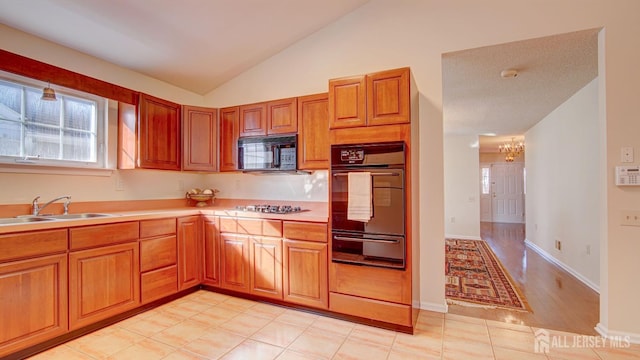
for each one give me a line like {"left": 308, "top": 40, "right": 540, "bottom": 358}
{"left": 555, "top": 239, "right": 562, "bottom": 251}
{"left": 621, "top": 210, "right": 640, "bottom": 226}
{"left": 586, "top": 244, "right": 591, "bottom": 255}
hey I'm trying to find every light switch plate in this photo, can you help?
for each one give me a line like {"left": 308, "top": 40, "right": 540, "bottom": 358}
{"left": 622, "top": 147, "right": 634, "bottom": 163}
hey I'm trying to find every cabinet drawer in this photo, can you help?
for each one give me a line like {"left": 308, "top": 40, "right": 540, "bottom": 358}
{"left": 140, "top": 218, "right": 176, "bottom": 238}
{"left": 221, "top": 217, "right": 282, "bottom": 237}
{"left": 329, "top": 292, "right": 411, "bottom": 326}
{"left": 238, "top": 218, "right": 282, "bottom": 237}
{"left": 0, "top": 229, "right": 67, "bottom": 262}
{"left": 283, "top": 222, "right": 327, "bottom": 243}
{"left": 329, "top": 262, "right": 410, "bottom": 304}
{"left": 140, "top": 235, "right": 177, "bottom": 272}
{"left": 70, "top": 222, "right": 139, "bottom": 250}
{"left": 141, "top": 265, "right": 177, "bottom": 303}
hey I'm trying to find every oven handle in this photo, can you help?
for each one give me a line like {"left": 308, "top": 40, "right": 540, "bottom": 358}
{"left": 332, "top": 172, "right": 400, "bottom": 177}
{"left": 333, "top": 235, "right": 401, "bottom": 244}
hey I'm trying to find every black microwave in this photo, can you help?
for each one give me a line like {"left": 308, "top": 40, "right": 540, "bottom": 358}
{"left": 238, "top": 135, "right": 297, "bottom": 171}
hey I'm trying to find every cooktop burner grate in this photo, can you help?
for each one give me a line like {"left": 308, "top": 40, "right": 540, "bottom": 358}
{"left": 234, "top": 204, "right": 305, "bottom": 214}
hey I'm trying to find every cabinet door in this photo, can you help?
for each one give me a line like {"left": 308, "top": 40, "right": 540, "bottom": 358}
{"left": 182, "top": 105, "right": 218, "bottom": 171}
{"left": 220, "top": 233, "right": 250, "bottom": 293}
{"left": 297, "top": 93, "right": 329, "bottom": 169}
{"left": 138, "top": 93, "right": 181, "bottom": 170}
{"left": 203, "top": 216, "right": 220, "bottom": 286}
{"left": 283, "top": 240, "right": 328, "bottom": 309}
{"left": 250, "top": 236, "right": 283, "bottom": 300}
{"left": 69, "top": 242, "right": 139, "bottom": 330}
{"left": 267, "top": 97, "right": 297, "bottom": 135}
{"left": 329, "top": 75, "right": 366, "bottom": 129}
{"left": 177, "top": 216, "right": 202, "bottom": 290}
{"left": 239, "top": 102, "right": 267, "bottom": 137}
{"left": 366, "top": 68, "right": 410, "bottom": 126}
{"left": 220, "top": 106, "right": 239, "bottom": 171}
{"left": 0, "top": 254, "right": 68, "bottom": 358}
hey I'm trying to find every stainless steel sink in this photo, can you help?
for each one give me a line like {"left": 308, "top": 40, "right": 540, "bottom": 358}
{"left": 42, "top": 213, "right": 115, "bottom": 220}
{"left": 7, "top": 213, "right": 116, "bottom": 224}
{"left": 0, "top": 217, "right": 56, "bottom": 225}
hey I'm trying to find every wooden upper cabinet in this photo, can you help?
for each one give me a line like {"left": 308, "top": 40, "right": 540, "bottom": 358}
{"left": 329, "top": 67, "right": 412, "bottom": 129}
{"left": 182, "top": 105, "right": 218, "bottom": 172}
{"left": 138, "top": 93, "right": 181, "bottom": 170}
{"left": 328, "top": 75, "right": 366, "bottom": 129}
{"left": 117, "top": 102, "right": 137, "bottom": 170}
{"left": 297, "top": 93, "right": 329, "bottom": 169}
{"left": 239, "top": 102, "right": 267, "bottom": 137}
{"left": 366, "top": 67, "right": 410, "bottom": 126}
{"left": 220, "top": 106, "right": 239, "bottom": 171}
{"left": 267, "top": 97, "right": 297, "bottom": 135}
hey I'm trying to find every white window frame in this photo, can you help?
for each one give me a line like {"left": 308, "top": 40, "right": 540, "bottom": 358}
{"left": 0, "top": 71, "right": 112, "bottom": 173}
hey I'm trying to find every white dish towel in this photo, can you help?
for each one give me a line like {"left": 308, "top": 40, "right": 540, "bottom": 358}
{"left": 347, "top": 172, "right": 372, "bottom": 222}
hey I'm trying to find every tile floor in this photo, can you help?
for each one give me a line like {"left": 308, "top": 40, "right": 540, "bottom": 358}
{"left": 28, "top": 291, "right": 640, "bottom": 360}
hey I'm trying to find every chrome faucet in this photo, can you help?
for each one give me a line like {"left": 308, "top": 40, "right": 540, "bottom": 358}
{"left": 32, "top": 195, "right": 71, "bottom": 216}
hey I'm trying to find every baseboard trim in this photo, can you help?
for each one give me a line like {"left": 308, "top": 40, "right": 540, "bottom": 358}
{"left": 444, "top": 234, "right": 482, "bottom": 241}
{"left": 419, "top": 300, "right": 448, "bottom": 313}
{"left": 596, "top": 322, "right": 640, "bottom": 344}
{"left": 524, "top": 238, "right": 600, "bottom": 294}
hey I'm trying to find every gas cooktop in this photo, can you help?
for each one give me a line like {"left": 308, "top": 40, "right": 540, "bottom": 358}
{"left": 234, "top": 204, "right": 306, "bottom": 214}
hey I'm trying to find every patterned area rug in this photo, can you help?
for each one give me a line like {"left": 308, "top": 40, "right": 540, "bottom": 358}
{"left": 445, "top": 238, "right": 531, "bottom": 312}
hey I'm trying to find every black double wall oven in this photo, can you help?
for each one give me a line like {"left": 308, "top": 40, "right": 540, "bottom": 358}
{"left": 330, "top": 141, "right": 406, "bottom": 269}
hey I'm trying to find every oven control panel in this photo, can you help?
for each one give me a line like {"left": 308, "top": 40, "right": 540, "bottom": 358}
{"left": 340, "top": 149, "right": 365, "bottom": 164}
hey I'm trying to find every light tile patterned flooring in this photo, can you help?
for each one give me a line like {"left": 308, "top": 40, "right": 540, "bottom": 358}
{"left": 29, "top": 291, "right": 640, "bottom": 360}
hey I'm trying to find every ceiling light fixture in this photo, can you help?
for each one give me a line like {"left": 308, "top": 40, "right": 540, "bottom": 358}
{"left": 500, "top": 69, "right": 518, "bottom": 78}
{"left": 41, "top": 81, "right": 57, "bottom": 101}
{"left": 499, "top": 137, "right": 524, "bottom": 162}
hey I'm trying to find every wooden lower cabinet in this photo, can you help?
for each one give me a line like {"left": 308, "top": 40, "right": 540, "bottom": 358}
{"left": 329, "top": 292, "right": 412, "bottom": 327}
{"left": 140, "top": 218, "right": 178, "bottom": 304}
{"left": 203, "top": 216, "right": 220, "bottom": 286}
{"left": 69, "top": 242, "right": 140, "bottom": 330}
{"left": 141, "top": 265, "right": 178, "bottom": 303}
{"left": 0, "top": 254, "right": 68, "bottom": 358}
{"left": 220, "top": 233, "right": 251, "bottom": 292}
{"left": 177, "top": 216, "right": 203, "bottom": 290}
{"left": 283, "top": 239, "right": 328, "bottom": 309}
{"left": 250, "top": 236, "right": 282, "bottom": 300}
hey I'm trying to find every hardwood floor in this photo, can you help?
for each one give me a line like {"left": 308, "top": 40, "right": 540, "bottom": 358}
{"left": 447, "top": 222, "right": 600, "bottom": 335}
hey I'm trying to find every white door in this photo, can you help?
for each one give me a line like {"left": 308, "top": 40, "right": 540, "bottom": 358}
{"left": 491, "top": 162, "right": 525, "bottom": 223}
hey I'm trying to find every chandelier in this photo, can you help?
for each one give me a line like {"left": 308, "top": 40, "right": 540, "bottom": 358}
{"left": 498, "top": 137, "right": 524, "bottom": 162}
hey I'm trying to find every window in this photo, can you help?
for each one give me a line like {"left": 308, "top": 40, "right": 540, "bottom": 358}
{"left": 0, "top": 72, "right": 106, "bottom": 168}
{"left": 481, "top": 166, "right": 491, "bottom": 195}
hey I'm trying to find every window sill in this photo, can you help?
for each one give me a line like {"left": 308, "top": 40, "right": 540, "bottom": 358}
{"left": 0, "top": 162, "right": 114, "bottom": 177}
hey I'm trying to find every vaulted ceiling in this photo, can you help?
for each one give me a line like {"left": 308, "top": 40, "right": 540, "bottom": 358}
{"left": 0, "top": 1, "right": 599, "bottom": 151}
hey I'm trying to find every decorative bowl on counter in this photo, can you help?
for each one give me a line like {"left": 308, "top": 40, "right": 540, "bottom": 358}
{"left": 186, "top": 188, "right": 219, "bottom": 207}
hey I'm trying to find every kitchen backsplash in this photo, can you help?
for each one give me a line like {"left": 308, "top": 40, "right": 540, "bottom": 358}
{"left": 0, "top": 168, "right": 328, "bottom": 204}
{"left": 205, "top": 171, "right": 328, "bottom": 202}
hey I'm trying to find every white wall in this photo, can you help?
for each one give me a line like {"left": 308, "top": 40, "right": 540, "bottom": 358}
{"left": 444, "top": 134, "right": 481, "bottom": 239}
{"left": 525, "top": 78, "right": 600, "bottom": 289}
{"left": 203, "top": 0, "right": 640, "bottom": 336}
